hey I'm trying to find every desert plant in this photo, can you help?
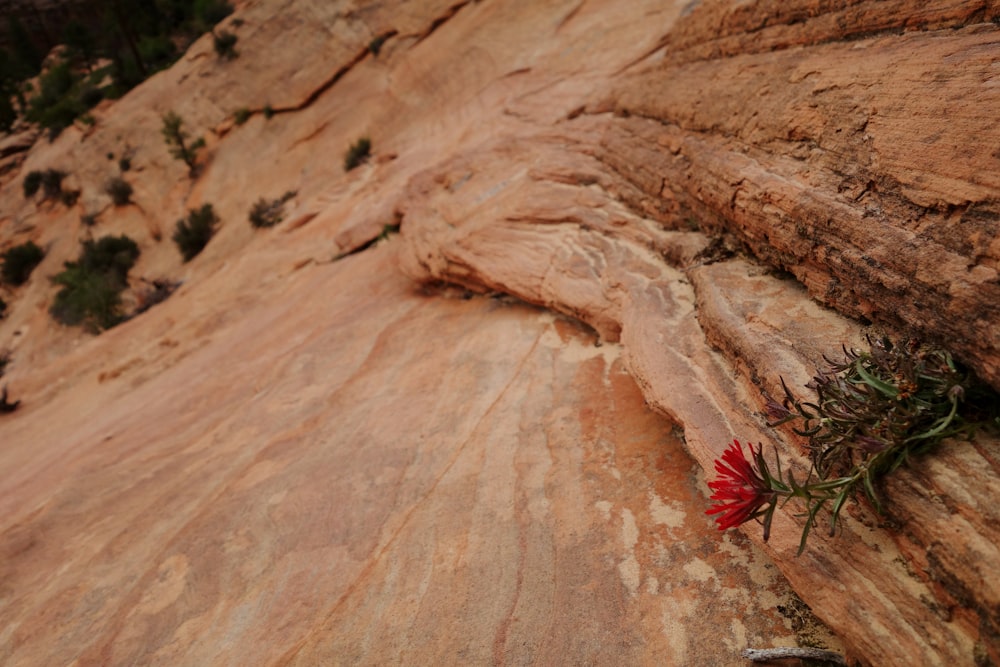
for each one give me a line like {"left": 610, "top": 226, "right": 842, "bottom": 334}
{"left": 233, "top": 107, "right": 250, "bottom": 125}
{"left": 343, "top": 136, "right": 371, "bottom": 171}
{"left": 22, "top": 170, "right": 42, "bottom": 198}
{"left": 1, "top": 241, "right": 44, "bottom": 286}
{"left": 173, "top": 203, "right": 219, "bottom": 261}
{"left": 60, "top": 189, "right": 80, "bottom": 207}
{"left": 0, "top": 349, "right": 8, "bottom": 375}
{"left": 708, "top": 336, "right": 1000, "bottom": 554}
{"left": 161, "top": 111, "right": 205, "bottom": 176}
{"left": 248, "top": 191, "right": 295, "bottom": 228}
{"left": 213, "top": 30, "right": 239, "bottom": 60}
{"left": 118, "top": 156, "right": 131, "bottom": 172}
{"left": 263, "top": 104, "right": 274, "bottom": 119}
{"left": 368, "top": 35, "right": 387, "bottom": 56}
{"left": 105, "top": 176, "right": 133, "bottom": 206}
{"left": 40, "top": 168, "right": 66, "bottom": 201}
{"left": 50, "top": 235, "right": 140, "bottom": 331}
{"left": 81, "top": 213, "right": 98, "bottom": 227}
{"left": 0, "top": 297, "right": 6, "bottom": 319}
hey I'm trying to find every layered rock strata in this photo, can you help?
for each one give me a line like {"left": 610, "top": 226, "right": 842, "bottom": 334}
{"left": 0, "top": 0, "right": 998, "bottom": 665}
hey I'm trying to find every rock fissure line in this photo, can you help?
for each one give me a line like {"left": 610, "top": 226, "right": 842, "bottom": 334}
{"left": 280, "top": 326, "right": 546, "bottom": 665}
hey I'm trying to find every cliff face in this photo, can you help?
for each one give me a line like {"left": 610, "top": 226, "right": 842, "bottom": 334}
{"left": 0, "top": 0, "right": 998, "bottom": 665}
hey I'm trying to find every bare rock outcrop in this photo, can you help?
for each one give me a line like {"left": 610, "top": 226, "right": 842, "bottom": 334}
{"left": 0, "top": 0, "right": 998, "bottom": 665}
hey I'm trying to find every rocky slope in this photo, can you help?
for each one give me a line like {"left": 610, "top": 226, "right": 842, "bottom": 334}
{"left": 1, "top": 0, "right": 998, "bottom": 665}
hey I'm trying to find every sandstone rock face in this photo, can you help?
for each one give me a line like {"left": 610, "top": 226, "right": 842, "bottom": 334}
{"left": 0, "top": 0, "right": 998, "bottom": 665}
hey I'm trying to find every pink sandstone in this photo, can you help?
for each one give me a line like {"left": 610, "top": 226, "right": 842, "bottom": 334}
{"left": 0, "top": 0, "right": 998, "bottom": 665}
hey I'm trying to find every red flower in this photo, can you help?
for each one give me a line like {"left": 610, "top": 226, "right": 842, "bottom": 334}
{"left": 706, "top": 439, "right": 775, "bottom": 531}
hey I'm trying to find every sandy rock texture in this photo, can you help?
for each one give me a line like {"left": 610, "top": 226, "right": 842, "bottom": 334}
{"left": 1, "top": 0, "right": 998, "bottom": 665}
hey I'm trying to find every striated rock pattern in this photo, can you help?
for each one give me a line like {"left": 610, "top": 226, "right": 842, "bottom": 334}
{"left": 0, "top": 0, "right": 998, "bottom": 665}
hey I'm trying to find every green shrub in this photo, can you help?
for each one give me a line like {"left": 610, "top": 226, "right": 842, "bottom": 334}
{"left": 0, "top": 298, "right": 6, "bottom": 320}
{"left": 161, "top": 111, "right": 205, "bottom": 176}
{"left": 368, "top": 35, "right": 388, "bottom": 56}
{"left": 50, "top": 235, "right": 140, "bottom": 331}
{"left": 263, "top": 104, "right": 274, "bottom": 119}
{"left": 173, "top": 203, "right": 219, "bottom": 261}
{"left": 118, "top": 156, "right": 131, "bottom": 172}
{"left": 60, "top": 189, "right": 80, "bottom": 207}
{"left": 80, "top": 85, "right": 104, "bottom": 108}
{"left": 1, "top": 241, "right": 45, "bottom": 286}
{"left": 19, "top": 167, "right": 67, "bottom": 202}
{"left": 22, "top": 171, "right": 42, "bottom": 198}
{"left": 81, "top": 213, "right": 98, "bottom": 227}
{"left": 25, "top": 61, "right": 87, "bottom": 138}
{"left": 196, "top": 0, "right": 235, "bottom": 28}
{"left": 213, "top": 30, "right": 239, "bottom": 60}
{"left": 248, "top": 191, "right": 295, "bottom": 228}
{"left": 40, "top": 168, "right": 66, "bottom": 201}
{"left": 105, "top": 176, "right": 133, "bottom": 206}
{"left": 233, "top": 107, "right": 250, "bottom": 125}
{"left": 344, "top": 136, "right": 371, "bottom": 171}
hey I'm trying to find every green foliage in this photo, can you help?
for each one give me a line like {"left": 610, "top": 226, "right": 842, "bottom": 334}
{"left": 233, "top": 107, "right": 250, "bottom": 125}
{"left": 368, "top": 35, "right": 388, "bottom": 56}
{"left": 50, "top": 235, "right": 140, "bottom": 331}
{"left": 105, "top": 176, "right": 133, "bottom": 206}
{"left": 22, "top": 170, "right": 42, "bottom": 198}
{"left": 22, "top": 59, "right": 107, "bottom": 138}
{"left": 138, "top": 34, "right": 177, "bottom": 71}
{"left": 80, "top": 85, "right": 104, "bottom": 108}
{"left": 25, "top": 61, "right": 84, "bottom": 138}
{"left": 1, "top": 240, "right": 44, "bottom": 286}
{"left": 213, "top": 30, "right": 238, "bottom": 60}
{"left": 62, "top": 20, "right": 97, "bottom": 70}
{"left": 195, "top": 0, "right": 235, "bottom": 29}
{"left": 60, "top": 188, "right": 80, "bottom": 207}
{"left": 161, "top": 111, "right": 205, "bottom": 176}
{"left": 173, "top": 203, "right": 219, "bottom": 261}
{"left": 81, "top": 213, "right": 98, "bottom": 227}
{"left": 263, "top": 104, "right": 274, "bottom": 119}
{"left": 41, "top": 169, "right": 66, "bottom": 200}
{"left": 765, "top": 336, "right": 1000, "bottom": 551}
{"left": 0, "top": 297, "right": 6, "bottom": 320}
{"left": 343, "top": 136, "right": 371, "bottom": 171}
{"left": 248, "top": 191, "right": 295, "bottom": 228}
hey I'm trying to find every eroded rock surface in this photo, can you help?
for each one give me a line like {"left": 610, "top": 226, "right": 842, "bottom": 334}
{"left": 1, "top": 0, "right": 998, "bottom": 665}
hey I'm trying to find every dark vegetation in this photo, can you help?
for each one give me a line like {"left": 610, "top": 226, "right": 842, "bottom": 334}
{"left": 173, "top": 203, "right": 219, "bottom": 261}
{"left": 248, "top": 191, "right": 295, "bottom": 228}
{"left": 343, "top": 136, "right": 371, "bottom": 171}
{"left": 1, "top": 1, "right": 235, "bottom": 136}
{"left": 1, "top": 241, "right": 45, "bottom": 286}
{"left": 233, "top": 107, "right": 250, "bottom": 125}
{"left": 368, "top": 35, "right": 388, "bottom": 56}
{"left": 104, "top": 176, "right": 133, "bottom": 205}
{"left": 40, "top": 168, "right": 66, "bottom": 200}
{"left": 213, "top": 30, "right": 239, "bottom": 60}
{"left": 21, "top": 170, "right": 42, "bottom": 198}
{"left": 161, "top": 111, "right": 204, "bottom": 176}
{"left": 23, "top": 168, "right": 66, "bottom": 201}
{"left": 50, "top": 234, "right": 140, "bottom": 331}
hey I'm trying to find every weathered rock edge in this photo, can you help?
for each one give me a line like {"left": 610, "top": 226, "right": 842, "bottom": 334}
{"left": 396, "top": 121, "right": 1000, "bottom": 664}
